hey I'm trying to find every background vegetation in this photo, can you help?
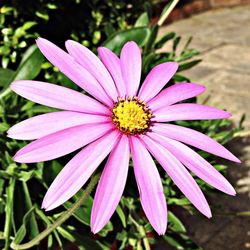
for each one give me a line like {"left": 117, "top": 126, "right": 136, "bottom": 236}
{"left": 0, "top": 0, "right": 243, "bottom": 249}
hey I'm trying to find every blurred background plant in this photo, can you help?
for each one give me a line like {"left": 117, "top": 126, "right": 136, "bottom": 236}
{"left": 0, "top": 0, "right": 244, "bottom": 249}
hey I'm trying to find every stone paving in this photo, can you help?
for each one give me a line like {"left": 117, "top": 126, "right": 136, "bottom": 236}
{"left": 159, "top": 5, "right": 250, "bottom": 250}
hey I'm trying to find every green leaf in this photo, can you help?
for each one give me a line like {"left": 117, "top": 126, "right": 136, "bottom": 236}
{"left": 58, "top": 226, "right": 102, "bottom": 250}
{"left": 0, "top": 68, "right": 15, "bottom": 87}
{"left": 134, "top": 12, "right": 149, "bottom": 27}
{"left": 64, "top": 192, "right": 93, "bottom": 226}
{"left": 168, "top": 211, "right": 186, "bottom": 233}
{"left": 116, "top": 204, "right": 126, "bottom": 227}
{"left": 22, "top": 21, "right": 37, "bottom": 31}
{"left": 103, "top": 27, "right": 151, "bottom": 54}
{"left": 0, "top": 45, "right": 44, "bottom": 99}
{"left": 12, "top": 207, "right": 35, "bottom": 244}
{"left": 57, "top": 226, "right": 75, "bottom": 242}
{"left": 168, "top": 197, "right": 190, "bottom": 206}
{"left": 173, "top": 74, "right": 190, "bottom": 83}
{"left": 22, "top": 182, "right": 39, "bottom": 238}
{"left": 35, "top": 207, "right": 63, "bottom": 248}
{"left": 35, "top": 11, "right": 49, "bottom": 21}
{"left": 155, "top": 32, "right": 175, "bottom": 49}
{"left": 14, "top": 45, "right": 44, "bottom": 81}
{"left": 177, "top": 59, "right": 202, "bottom": 72}
{"left": 173, "top": 36, "right": 181, "bottom": 52}
{"left": 98, "top": 221, "right": 113, "bottom": 237}
{"left": 0, "top": 122, "right": 10, "bottom": 132}
{"left": 144, "top": 25, "right": 159, "bottom": 54}
{"left": 0, "top": 6, "right": 13, "bottom": 14}
{"left": 163, "top": 235, "right": 184, "bottom": 249}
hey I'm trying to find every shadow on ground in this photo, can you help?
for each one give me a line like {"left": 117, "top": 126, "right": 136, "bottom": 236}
{"left": 179, "top": 137, "right": 250, "bottom": 250}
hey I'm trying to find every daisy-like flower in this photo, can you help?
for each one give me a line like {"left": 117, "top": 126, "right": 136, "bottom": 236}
{"left": 8, "top": 38, "right": 240, "bottom": 235}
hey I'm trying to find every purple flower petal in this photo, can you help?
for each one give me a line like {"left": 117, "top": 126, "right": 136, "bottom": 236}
{"left": 148, "top": 83, "right": 205, "bottom": 111}
{"left": 154, "top": 103, "right": 231, "bottom": 122}
{"left": 13, "top": 122, "right": 114, "bottom": 163}
{"left": 11, "top": 80, "right": 110, "bottom": 115}
{"left": 98, "top": 47, "right": 126, "bottom": 98}
{"left": 138, "top": 62, "right": 178, "bottom": 102}
{"left": 65, "top": 40, "right": 118, "bottom": 102}
{"left": 7, "top": 111, "right": 110, "bottom": 140}
{"left": 141, "top": 135, "right": 212, "bottom": 218}
{"left": 130, "top": 136, "right": 168, "bottom": 235}
{"left": 149, "top": 132, "right": 236, "bottom": 195}
{"left": 36, "top": 38, "right": 112, "bottom": 106}
{"left": 42, "top": 130, "right": 121, "bottom": 211}
{"left": 91, "top": 135, "right": 130, "bottom": 234}
{"left": 152, "top": 123, "right": 240, "bottom": 163}
{"left": 120, "top": 41, "right": 141, "bottom": 97}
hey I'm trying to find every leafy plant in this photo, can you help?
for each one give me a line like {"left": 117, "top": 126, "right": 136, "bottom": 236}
{"left": 0, "top": 1, "right": 244, "bottom": 250}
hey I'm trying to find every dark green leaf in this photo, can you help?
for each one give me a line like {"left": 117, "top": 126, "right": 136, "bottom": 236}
{"left": 144, "top": 25, "right": 159, "bottom": 54}
{"left": 155, "top": 32, "right": 175, "bottom": 49}
{"left": 22, "top": 182, "right": 39, "bottom": 238}
{"left": 0, "top": 68, "right": 15, "bottom": 87}
{"left": 103, "top": 27, "right": 151, "bottom": 54}
{"left": 173, "top": 36, "right": 181, "bottom": 52}
{"left": 173, "top": 74, "right": 190, "bottom": 83}
{"left": 14, "top": 45, "right": 44, "bottom": 81}
{"left": 12, "top": 207, "right": 35, "bottom": 244}
{"left": 178, "top": 59, "right": 202, "bottom": 72}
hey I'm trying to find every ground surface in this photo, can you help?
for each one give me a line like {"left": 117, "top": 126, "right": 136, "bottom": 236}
{"left": 159, "top": 5, "right": 250, "bottom": 250}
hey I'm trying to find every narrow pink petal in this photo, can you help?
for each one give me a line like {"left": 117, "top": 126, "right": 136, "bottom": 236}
{"left": 98, "top": 47, "right": 126, "bottom": 97}
{"left": 91, "top": 135, "right": 130, "bottom": 233}
{"left": 13, "top": 122, "right": 114, "bottom": 163}
{"left": 65, "top": 40, "right": 118, "bottom": 102}
{"left": 130, "top": 136, "right": 168, "bottom": 235}
{"left": 120, "top": 41, "right": 141, "bottom": 96}
{"left": 36, "top": 38, "right": 112, "bottom": 106}
{"left": 149, "top": 133, "right": 236, "bottom": 195}
{"left": 152, "top": 123, "right": 240, "bottom": 163}
{"left": 138, "top": 62, "right": 178, "bottom": 102}
{"left": 42, "top": 130, "right": 121, "bottom": 211}
{"left": 7, "top": 111, "right": 110, "bottom": 140}
{"left": 11, "top": 80, "right": 110, "bottom": 115}
{"left": 141, "top": 135, "right": 212, "bottom": 218}
{"left": 148, "top": 83, "right": 206, "bottom": 111}
{"left": 154, "top": 103, "right": 231, "bottom": 122}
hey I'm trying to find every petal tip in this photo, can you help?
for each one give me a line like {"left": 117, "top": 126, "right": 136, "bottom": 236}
{"left": 155, "top": 226, "right": 167, "bottom": 236}
{"left": 65, "top": 39, "right": 75, "bottom": 47}
{"left": 91, "top": 225, "right": 100, "bottom": 235}
{"left": 36, "top": 37, "right": 46, "bottom": 47}
{"left": 230, "top": 190, "right": 237, "bottom": 196}
{"left": 204, "top": 208, "right": 212, "bottom": 219}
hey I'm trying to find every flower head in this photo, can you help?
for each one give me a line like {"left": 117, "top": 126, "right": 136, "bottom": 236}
{"left": 8, "top": 38, "right": 240, "bottom": 235}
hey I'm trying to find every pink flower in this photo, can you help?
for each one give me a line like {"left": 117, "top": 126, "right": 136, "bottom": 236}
{"left": 8, "top": 38, "right": 240, "bottom": 235}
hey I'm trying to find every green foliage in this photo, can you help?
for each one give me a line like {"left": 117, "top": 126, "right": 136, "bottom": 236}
{"left": 0, "top": 1, "right": 244, "bottom": 250}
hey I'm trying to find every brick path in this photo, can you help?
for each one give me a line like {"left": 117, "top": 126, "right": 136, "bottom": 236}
{"left": 159, "top": 5, "right": 250, "bottom": 250}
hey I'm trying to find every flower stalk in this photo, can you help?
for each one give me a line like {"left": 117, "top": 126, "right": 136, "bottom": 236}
{"left": 10, "top": 173, "right": 100, "bottom": 250}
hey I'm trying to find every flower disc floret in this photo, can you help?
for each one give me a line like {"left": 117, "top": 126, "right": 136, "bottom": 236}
{"left": 112, "top": 96, "right": 152, "bottom": 135}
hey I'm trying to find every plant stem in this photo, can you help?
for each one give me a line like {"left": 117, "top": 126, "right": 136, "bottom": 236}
{"left": 157, "top": 0, "right": 180, "bottom": 26}
{"left": 10, "top": 173, "right": 100, "bottom": 250}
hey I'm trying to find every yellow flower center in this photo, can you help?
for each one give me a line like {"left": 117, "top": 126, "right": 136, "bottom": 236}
{"left": 112, "top": 96, "right": 152, "bottom": 135}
